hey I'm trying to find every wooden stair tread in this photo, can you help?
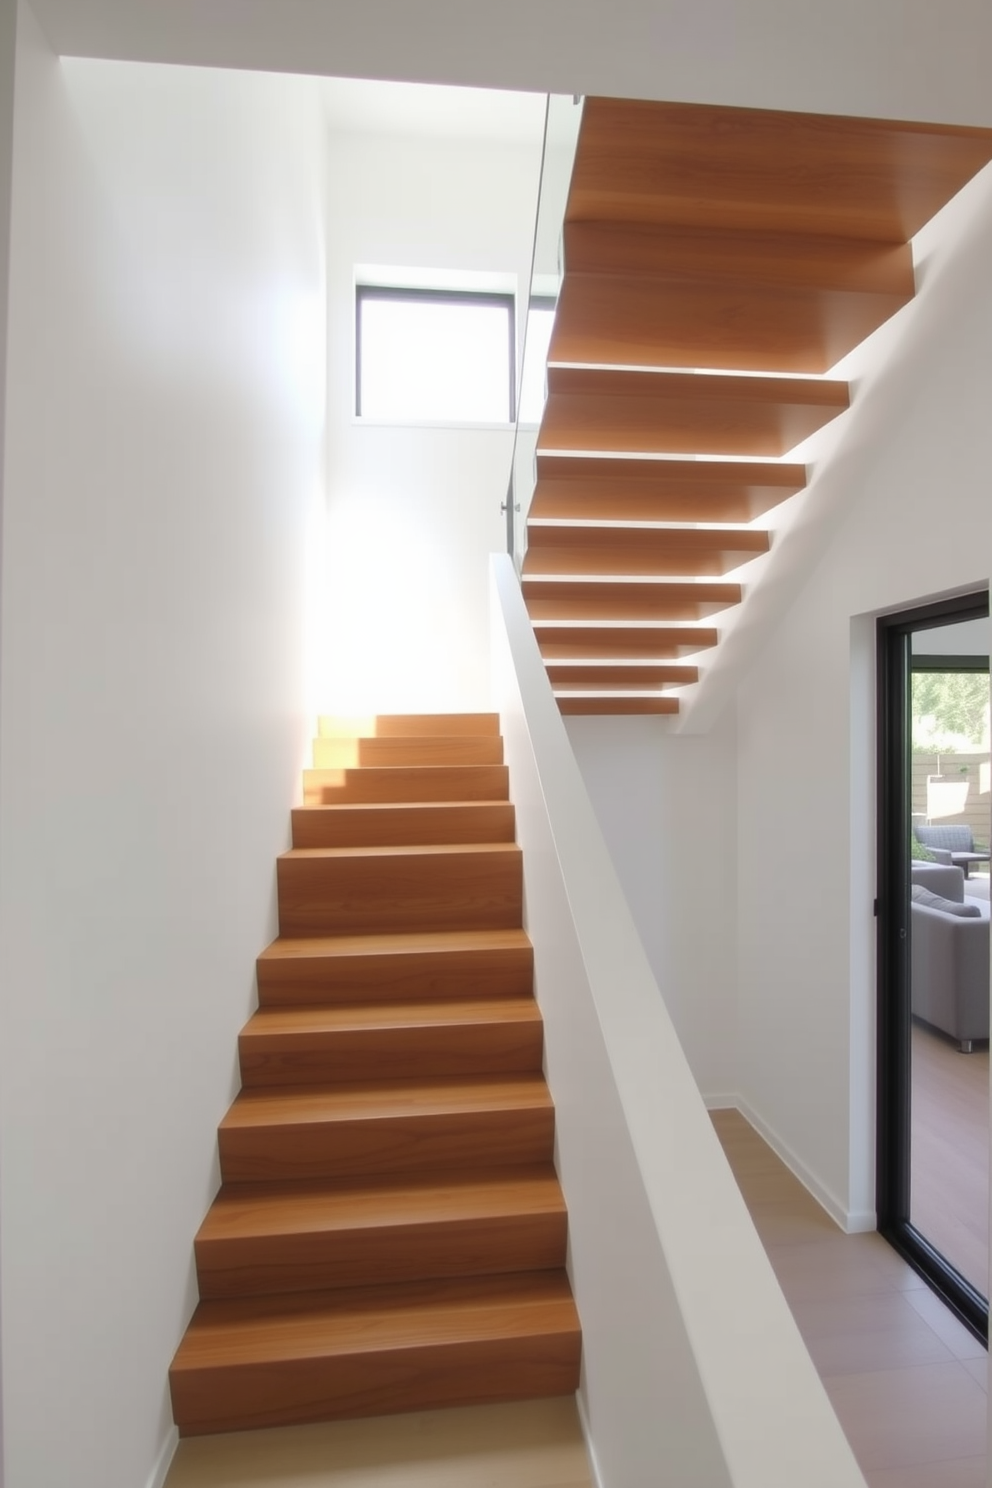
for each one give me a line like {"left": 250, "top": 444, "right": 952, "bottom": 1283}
{"left": 556, "top": 697, "right": 680, "bottom": 715}
{"left": 522, "top": 578, "right": 741, "bottom": 623}
{"left": 548, "top": 664, "right": 697, "bottom": 690}
{"left": 258, "top": 928, "right": 532, "bottom": 963}
{"left": 535, "top": 626, "right": 718, "bottom": 660}
{"left": 531, "top": 455, "right": 805, "bottom": 524}
{"left": 280, "top": 841, "right": 521, "bottom": 862}
{"left": 318, "top": 714, "right": 499, "bottom": 738}
{"left": 312, "top": 737, "right": 504, "bottom": 769}
{"left": 221, "top": 1075, "right": 552, "bottom": 1131}
{"left": 197, "top": 1167, "right": 565, "bottom": 1244}
{"left": 291, "top": 801, "right": 516, "bottom": 849}
{"left": 172, "top": 1270, "right": 579, "bottom": 1369}
{"left": 303, "top": 764, "right": 510, "bottom": 805}
{"left": 523, "top": 524, "right": 769, "bottom": 577}
{"left": 242, "top": 998, "right": 541, "bottom": 1038}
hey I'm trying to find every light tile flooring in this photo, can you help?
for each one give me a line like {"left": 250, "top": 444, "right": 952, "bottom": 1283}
{"left": 164, "top": 1396, "right": 594, "bottom": 1488}
{"left": 712, "top": 1109, "right": 988, "bottom": 1488}
{"left": 164, "top": 1115, "right": 989, "bottom": 1488}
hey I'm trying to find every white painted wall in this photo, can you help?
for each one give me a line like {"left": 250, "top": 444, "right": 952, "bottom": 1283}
{"left": 0, "top": 10, "right": 327, "bottom": 1485}
{"left": 566, "top": 715, "right": 738, "bottom": 1102}
{"left": 320, "top": 124, "right": 543, "bottom": 713}
{"left": 27, "top": 0, "right": 992, "bottom": 131}
{"left": 735, "top": 163, "right": 992, "bottom": 1229}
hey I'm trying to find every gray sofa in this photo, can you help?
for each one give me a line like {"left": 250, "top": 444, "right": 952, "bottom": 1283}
{"left": 910, "top": 863, "right": 990, "bottom": 1050}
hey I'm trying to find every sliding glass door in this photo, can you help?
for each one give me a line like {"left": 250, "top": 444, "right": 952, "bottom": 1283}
{"left": 877, "top": 594, "right": 990, "bottom": 1342}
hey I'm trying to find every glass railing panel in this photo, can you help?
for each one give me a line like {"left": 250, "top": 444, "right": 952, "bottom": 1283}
{"left": 507, "top": 93, "right": 583, "bottom": 573}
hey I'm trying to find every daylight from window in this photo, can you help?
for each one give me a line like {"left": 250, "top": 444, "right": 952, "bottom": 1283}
{"left": 358, "top": 293, "right": 513, "bottom": 423}
{"left": 518, "top": 305, "right": 556, "bottom": 424}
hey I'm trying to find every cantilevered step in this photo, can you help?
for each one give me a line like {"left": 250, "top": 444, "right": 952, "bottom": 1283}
{"left": 524, "top": 523, "right": 769, "bottom": 578}
{"left": 218, "top": 1075, "right": 555, "bottom": 1183}
{"left": 530, "top": 455, "right": 805, "bottom": 524}
{"left": 534, "top": 626, "right": 718, "bottom": 661}
{"left": 170, "top": 1271, "right": 581, "bottom": 1436}
{"left": 277, "top": 843, "right": 522, "bottom": 937}
{"left": 193, "top": 1166, "right": 567, "bottom": 1298}
{"left": 238, "top": 998, "right": 544, "bottom": 1087}
{"left": 557, "top": 697, "right": 679, "bottom": 716}
{"left": 312, "top": 735, "right": 504, "bottom": 770}
{"left": 317, "top": 714, "right": 499, "bottom": 739}
{"left": 523, "top": 579, "right": 741, "bottom": 624}
{"left": 539, "top": 366, "right": 849, "bottom": 458}
{"left": 256, "top": 929, "right": 535, "bottom": 1008}
{"left": 303, "top": 764, "right": 510, "bottom": 807}
{"left": 548, "top": 664, "right": 697, "bottom": 692}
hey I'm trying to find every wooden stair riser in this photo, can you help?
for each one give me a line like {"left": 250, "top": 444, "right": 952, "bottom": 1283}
{"left": 218, "top": 1104, "right": 556, "bottom": 1184}
{"left": 256, "top": 933, "right": 535, "bottom": 1008}
{"left": 170, "top": 1275, "right": 581, "bottom": 1436}
{"left": 194, "top": 1173, "right": 567, "bottom": 1299}
{"left": 291, "top": 802, "right": 515, "bottom": 850}
{"left": 557, "top": 697, "right": 680, "bottom": 716}
{"left": 238, "top": 1003, "right": 544, "bottom": 1087}
{"left": 317, "top": 714, "right": 500, "bottom": 739}
{"left": 277, "top": 847, "right": 523, "bottom": 938}
{"left": 303, "top": 764, "right": 510, "bottom": 806}
{"left": 312, "top": 736, "right": 504, "bottom": 770}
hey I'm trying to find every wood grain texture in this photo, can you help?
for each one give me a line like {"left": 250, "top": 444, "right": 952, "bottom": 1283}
{"left": 318, "top": 715, "right": 500, "bottom": 739}
{"left": 547, "top": 663, "right": 697, "bottom": 691}
{"left": 523, "top": 578, "right": 741, "bottom": 623}
{"left": 531, "top": 455, "right": 805, "bottom": 524}
{"left": 276, "top": 843, "right": 523, "bottom": 937}
{"left": 238, "top": 999, "right": 544, "bottom": 1086}
{"left": 170, "top": 1272, "right": 581, "bottom": 1436}
{"left": 551, "top": 268, "right": 911, "bottom": 375}
{"left": 535, "top": 626, "right": 718, "bottom": 660}
{"left": 303, "top": 764, "right": 510, "bottom": 806}
{"left": 291, "top": 802, "right": 516, "bottom": 850}
{"left": 217, "top": 1076, "right": 556, "bottom": 1183}
{"left": 313, "top": 736, "right": 504, "bottom": 770}
{"left": 556, "top": 697, "right": 680, "bottom": 715}
{"left": 539, "top": 366, "right": 849, "bottom": 458}
{"left": 193, "top": 1167, "right": 566, "bottom": 1298}
{"left": 568, "top": 98, "right": 992, "bottom": 242}
{"left": 255, "top": 929, "right": 535, "bottom": 1007}
{"left": 524, "top": 523, "right": 769, "bottom": 577}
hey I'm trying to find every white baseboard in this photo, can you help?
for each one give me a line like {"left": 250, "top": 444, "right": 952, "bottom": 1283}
{"left": 707, "top": 1094, "right": 877, "bottom": 1235}
{"left": 575, "top": 1390, "right": 605, "bottom": 1488}
{"left": 146, "top": 1427, "right": 178, "bottom": 1488}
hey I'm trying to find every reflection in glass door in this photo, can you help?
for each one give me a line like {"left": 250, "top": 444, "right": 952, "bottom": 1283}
{"left": 878, "top": 596, "right": 990, "bottom": 1342}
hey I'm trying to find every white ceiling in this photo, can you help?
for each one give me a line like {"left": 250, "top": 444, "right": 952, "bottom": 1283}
{"left": 28, "top": 0, "right": 992, "bottom": 129}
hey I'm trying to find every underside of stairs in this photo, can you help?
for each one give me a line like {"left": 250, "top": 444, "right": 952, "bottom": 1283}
{"left": 169, "top": 714, "right": 581, "bottom": 1437}
{"left": 526, "top": 96, "right": 992, "bottom": 716}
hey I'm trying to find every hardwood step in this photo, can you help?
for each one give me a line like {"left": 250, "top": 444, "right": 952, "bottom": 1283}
{"left": 217, "top": 1076, "right": 555, "bottom": 1183}
{"left": 291, "top": 801, "right": 515, "bottom": 850}
{"left": 539, "top": 366, "right": 849, "bottom": 459}
{"left": 567, "top": 97, "right": 992, "bottom": 240}
{"left": 276, "top": 844, "right": 523, "bottom": 938}
{"left": 557, "top": 696, "right": 680, "bottom": 716}
{"left": 193, "top": 1167, "right": 567, "bottom": 1298}
{"left": 312, "top": 736, "right": 504, "bottom": 770}
{"left": 530, "top": 454, "right": 805, "bottom": 524}
{"left": 169, "top": 1270, "right": 581, "bottom": 1436}
{"left": 522, "top": 578, "right": 741, "bottom": 624}
{"left": 238, "top": 999, "right": 544, "bottom": 1087}
{"left": 523, "top": 523, "right": 769, "bottom": 577}
{"left": 255, "top": 929, "right": 534, "bottom": 1007}
{"left": 317, "top": 714, "right": 499, "bottom": 739}
{"left": 547, "top": 663, "right": 697, "bottom": 691}
{"left": 534, "top": 625, "right": 718, "bottom": 660}
{"left": 303, "top": 764, "right": 510, "bottom": 806}
{"left": 549, "top": 266, "right": 912, "bottom": 375}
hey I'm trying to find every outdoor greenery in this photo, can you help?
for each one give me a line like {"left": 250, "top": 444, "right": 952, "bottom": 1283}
{"left": 912, "top": 670, "right": 990, "bottom": 752}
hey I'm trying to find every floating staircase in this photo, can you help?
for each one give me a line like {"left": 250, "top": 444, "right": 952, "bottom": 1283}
{"left": 169, "top": 714, "right": 580, "bottom": 1437}
{"left": 527, "top": 96, "right": 992, "bottom": 715}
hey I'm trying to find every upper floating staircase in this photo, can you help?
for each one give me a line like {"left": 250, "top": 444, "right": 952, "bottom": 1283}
{"left": 169, "top": 714, "right": 580, "bottom": 1437}
{"left": 524, "top": 96, "right": 992, "bottom": 715}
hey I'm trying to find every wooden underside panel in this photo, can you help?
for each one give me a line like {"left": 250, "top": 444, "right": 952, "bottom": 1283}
{"left": 523, "top": 579, "right": 742, "bottom": 623}
{"left": 547, "top": 663, "right": 697, "bottom": 690}
{"left": 556, "top": 696, "right": 680, "bottom": 716}
{"left": 531, "top": 456, "right": 805, "bottom": 524}
{"left": 524, "top": 524, "right": 769, "bottom": 577}
{"left": 534, "top": 626, "right": 718, "bottom": 660}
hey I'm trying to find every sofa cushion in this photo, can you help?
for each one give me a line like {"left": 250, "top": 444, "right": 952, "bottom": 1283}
{"left": 911, "top": 884, "right": 983, "bottom": 917}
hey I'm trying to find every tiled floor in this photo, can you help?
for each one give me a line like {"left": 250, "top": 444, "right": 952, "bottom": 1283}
{"left": 712, "top": 1109, "right": 988, "bottom": 1488}
{"left": 163, "top": 1396, "right": 594, "bottom": 1488}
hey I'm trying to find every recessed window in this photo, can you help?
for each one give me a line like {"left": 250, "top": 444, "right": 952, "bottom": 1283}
{"left": 356, "top": 286, "right": 515, "bottom": 423}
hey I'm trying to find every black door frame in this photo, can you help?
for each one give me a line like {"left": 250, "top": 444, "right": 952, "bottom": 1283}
{"left": 876, "top": 589, "right": 990, "bottom": 1345}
